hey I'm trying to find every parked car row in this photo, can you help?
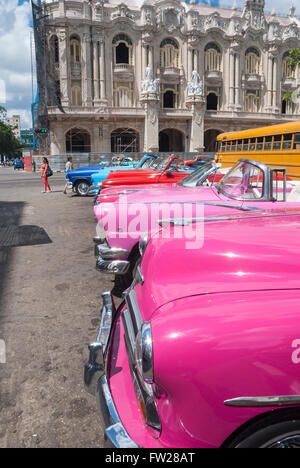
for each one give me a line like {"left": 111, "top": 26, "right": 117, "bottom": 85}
{"left": 83, "top": 154, "right": 300, "bottom": 448}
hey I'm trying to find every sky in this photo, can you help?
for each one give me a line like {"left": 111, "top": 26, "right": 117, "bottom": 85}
{"left": 0, "top": 0, "right": 294, "bottom": 129}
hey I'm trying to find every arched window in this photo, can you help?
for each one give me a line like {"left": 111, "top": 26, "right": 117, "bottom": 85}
{"left": 113, "top": 34, "right": 133, "bottom": 65}
{"left": 160, "top": 84, "right": 179, "bottom": 109}
{"left": 70, "top": 36, "right": 81, "bottom": 64}
{"left": 160, "top": 38, "right": 179, "bottom": 68}
{"left": 207, "top": 92, "right": 218, "bottom": 111}
{"left": 50, "top": 35, "right": 59, "bottom": 64}
{"left": 71, "top": 83, "right": 82, "bottom": 106}
{"left": 111, "top": 128, "right": 139, "bottom": 152}
{"left": 113, "top": 82, "right": 134, "bottom": 107}
{"left": 66, "top": 128, "right": 91, "bottom": 153}
{"left": 282, "top": 96, "right": 295, "bottom": 115}
{"left": 205, "top": 43, "right": 222, "bottom": 72}
{"left": 282, "top": 51, "right": 296, "bottom": 79}
{"left": 244, "top": 90, "right": 260, "bottom": 113}
{"left": 245, "top": 48, "right": 261, "bottom": 75}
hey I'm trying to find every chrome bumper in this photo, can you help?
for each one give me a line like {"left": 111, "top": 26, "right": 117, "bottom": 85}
{"left": 84, "top": 292, "right": 139, "bottom": 448}
{"left": 94, "top": 239, "right": 130, "bottom": 275}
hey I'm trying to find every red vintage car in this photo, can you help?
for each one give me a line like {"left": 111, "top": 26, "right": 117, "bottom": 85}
{"left": 101, "top": 156, "right": 192, "bottom": 190}
{"left": 182, "top": 155, "right": 215, "bottom": 168}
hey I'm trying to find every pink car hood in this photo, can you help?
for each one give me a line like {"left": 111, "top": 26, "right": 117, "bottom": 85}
{"left": 135, "top": 208, "right": 300, "bottom": 320}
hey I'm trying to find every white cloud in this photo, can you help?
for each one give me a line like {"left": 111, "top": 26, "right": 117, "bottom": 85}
{"left": 0, "top": 0, "right": 32, "bottom": 129}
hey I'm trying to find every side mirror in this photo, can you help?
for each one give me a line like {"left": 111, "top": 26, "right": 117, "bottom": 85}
{"left": 165, "top": 171, "right": 174, "bottom": 177}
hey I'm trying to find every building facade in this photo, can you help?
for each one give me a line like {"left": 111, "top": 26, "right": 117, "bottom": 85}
{"left": 6, "top": 115, "right": 21, "bottom": 140}
{"left": 37, "top": 0, "right": 300, "bottom": 155}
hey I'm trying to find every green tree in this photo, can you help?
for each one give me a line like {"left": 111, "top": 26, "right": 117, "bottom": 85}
{"left": 0, "top": 107, "right": 22, "bottom": 160}
{"left": 283, "top": 49, "right": 300, "bottom": 104}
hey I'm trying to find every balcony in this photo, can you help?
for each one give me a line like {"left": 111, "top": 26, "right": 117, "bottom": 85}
{"left": 113, "top": 63, "right": 134, "bottom": 80}
{"left": 160, "top": 67, "right": 181, "bottom": 80}
{"left": 282, "top": 76, "right": 297, "bottom": 89}
{"left": 205, "top": 70, "right": 222, "bottom": 84}
{"left": 242, "top": 73, "right": 262, "bottom": 87}
{"left": 71, "top": 62, "right": 82, "bottom": 78}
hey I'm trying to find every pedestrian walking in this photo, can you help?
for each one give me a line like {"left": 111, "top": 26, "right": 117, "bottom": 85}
{"left": 63, "top": 157, "right": 74, "bottom": 194}
{"left": 41, "top": 157, "right": 52, "bottom": 193}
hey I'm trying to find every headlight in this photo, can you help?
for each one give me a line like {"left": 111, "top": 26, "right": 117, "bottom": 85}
{"left": 134, "top": 322, "right": 153, "bottom": 383}
{"left": 139, "top": 232, "right": 149, "bottom": 257}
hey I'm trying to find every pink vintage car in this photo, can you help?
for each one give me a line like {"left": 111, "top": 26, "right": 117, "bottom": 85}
{"left": 85, "top": 206, "right": 300, "bottom": 448}
{"left": 94, "top": 159, "right": 299, "bottom": 296}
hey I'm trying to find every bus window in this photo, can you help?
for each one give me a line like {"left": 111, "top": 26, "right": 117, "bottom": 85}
{"left": 265, "top": 136, "right": 272, "bottom": 151}
{"left": 273, "top": 134, "right": 282, "bottom": 151}
{"left": 237, "top": 140, "right": 243, "bottom": 152}
{"left": 244, "top": 139, "right": 250, "bottom": 151}
{"left": 282, "top": 134, "right": 293, "bottom": 150}
{"left": 249, "top": 138, "right": 256, "bottom": 151}
{"left": 256, "top": 137, "right": 264, "bottom": 151}
{"left": 293, "top": 133, "right": 300, "bottom": 150}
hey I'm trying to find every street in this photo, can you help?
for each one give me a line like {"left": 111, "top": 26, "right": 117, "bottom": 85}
{"left": 0, "top": 168, "right": 112, "bottom": 448}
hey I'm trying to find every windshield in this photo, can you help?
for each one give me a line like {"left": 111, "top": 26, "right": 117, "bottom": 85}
{"left": 140, "top": 156, "right": 158, "bottom": 169}
{"left": 178, "top": 162, "right": 215, "bottom": 187}
{"left": 151, "top": 157, "right": 173, "bottom": 172}
{"left": 217, "top": 161, "right": 264, "bottom": 200}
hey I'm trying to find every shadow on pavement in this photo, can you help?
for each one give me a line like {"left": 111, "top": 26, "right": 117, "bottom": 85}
{"left": 0, "top": 201, "right": 52, "bottom": 310}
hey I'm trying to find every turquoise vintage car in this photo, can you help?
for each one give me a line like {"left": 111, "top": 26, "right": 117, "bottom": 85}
{"left": 88, "top": 153, "right": 159, "bottom": 196}
{"left": 66, "top": 155, "right": 152, "bottom": 196}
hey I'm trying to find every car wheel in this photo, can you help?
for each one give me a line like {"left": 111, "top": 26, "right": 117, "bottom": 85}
{"left": 75, "top": 181, "right": 90, "bottom": 197}
{"left": 112, "top": 248, "right": 141, "bottom": 298}
{"left": 227, "top": 411, "right": 300, "bottom": 448}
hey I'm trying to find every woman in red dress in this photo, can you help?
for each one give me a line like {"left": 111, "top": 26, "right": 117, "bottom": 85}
{"left": 41, "top": 157, "right": 52, "bottom": 193}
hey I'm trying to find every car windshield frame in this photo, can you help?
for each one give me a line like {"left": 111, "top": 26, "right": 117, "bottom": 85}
{"left": 139, "top": 155, "right": 159, "bottom": 169}
{"left": 150, "top": 156, "right": 174, "bottom": 173}
{"left": 216, "top": 159, "right": 267, "bottom": 201}
{"left": 177, "top": 162, "right": 216, "bottom": 187}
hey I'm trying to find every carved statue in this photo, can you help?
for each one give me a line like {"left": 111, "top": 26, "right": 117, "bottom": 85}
{"left": 187, "top": 71, "right": 203, "bottom": 97}
{"left": 142, "top": 65, "right": 160, "bottom": 94}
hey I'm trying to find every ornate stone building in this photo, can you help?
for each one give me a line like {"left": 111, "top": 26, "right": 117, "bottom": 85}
{"left": 38, "top": 0, "right": 300, "bottom": 155}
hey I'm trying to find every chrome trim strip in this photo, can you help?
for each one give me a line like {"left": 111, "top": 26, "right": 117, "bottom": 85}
{"left": 224, "top": 395, "right": 300, "bottom": 408}
{"left": 159, "top": 210, "right": 300, "bottom": 226}
{"left": 123, "top": 307, "right": 136, "bottom": 353}
{"left": 126, "top": 289, "right": 144, "bottom": 334}
{"left": 117, "top": 201, "right": 262, "bottom": 210}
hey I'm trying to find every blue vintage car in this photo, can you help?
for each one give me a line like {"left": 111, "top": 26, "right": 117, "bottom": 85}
{"left": 67, "top": 154, "right": 157, "bottom": 196}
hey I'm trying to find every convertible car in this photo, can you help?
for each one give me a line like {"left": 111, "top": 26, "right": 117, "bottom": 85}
{"left": 98, "top": 155, "right": 193, "bottom": 193}
{"left": 66, "top": 154, "right": 153, "bottom": 196}
{"left": 94, "top": 159, "right": 300, "bottom": 295}
{"left": 85, "top": 205, "right": 300, "bottom": 448}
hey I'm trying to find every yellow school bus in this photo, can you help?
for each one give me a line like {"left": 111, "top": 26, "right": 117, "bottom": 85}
{"left": 216, "top": 121, "right": 300, "bottom": 180}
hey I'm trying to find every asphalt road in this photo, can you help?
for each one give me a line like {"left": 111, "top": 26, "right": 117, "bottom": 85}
{"left": 0, "top": 168, "right": 113, "bottom": 448}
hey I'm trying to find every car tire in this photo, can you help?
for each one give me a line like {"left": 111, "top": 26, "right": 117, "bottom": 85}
{"left": 112, "top": 248, "right": 141, "bottom": 298}
{"left": 75, "top": 181, "right": 90, "bottom": 197}
{"left": 226, "top": 410, "right": 300, "bottom": 448}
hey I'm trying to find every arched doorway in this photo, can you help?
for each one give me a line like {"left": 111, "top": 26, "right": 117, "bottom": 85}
{"left": 159, "top": 129, "right": 184, "bottom": 152}
{"left": 66, "top": 128, "right": 91, "bottom": 153}
{"left": 111, "top": 128, "right": 140, "bottom": 153}
{"left": 204, "top": 129, "right": 222, "bottom": 153}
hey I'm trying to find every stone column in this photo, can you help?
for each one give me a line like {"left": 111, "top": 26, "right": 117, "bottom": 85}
{"left": 50, "top": 121, "right": 65, "bottom": 155}
{"left": 229, "top": 50, "right": 235, "bottom": 109}
{"left": 148, "top": 46, "right": 154, "bottom": 71}
{"left": 141, "top": 95, "right": 160, "bottom": 153}
{"left": 93, "top": 38, "right": 100, "bottom": 103}
{"left": 235, "top": 53, "right": 241, "bottom": 110}
{"left": 266, "top": 53, "right": 273, "bottom": 111}
{"left": 272, "top": 58, "right": 278, "bottom": 112}
{"left": 58, "top": 30, "right": 69, "bottom": 107}
{"left": 188, "top": 47, "right": 193, "bottom": 81}
{"left": 186, "top": 96, "right": 205, "bottom": 152}
{"left": 194, "top": 50, "right": 199, "bottom": 74}
{"left": 142, "top": 44, "right": 148, "bottom": 79}
{"left": 82, "top": 33, "right": 93, "bottom": 107}
{"left": 99, "top": 38, "right": 106, "bottom": 101}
